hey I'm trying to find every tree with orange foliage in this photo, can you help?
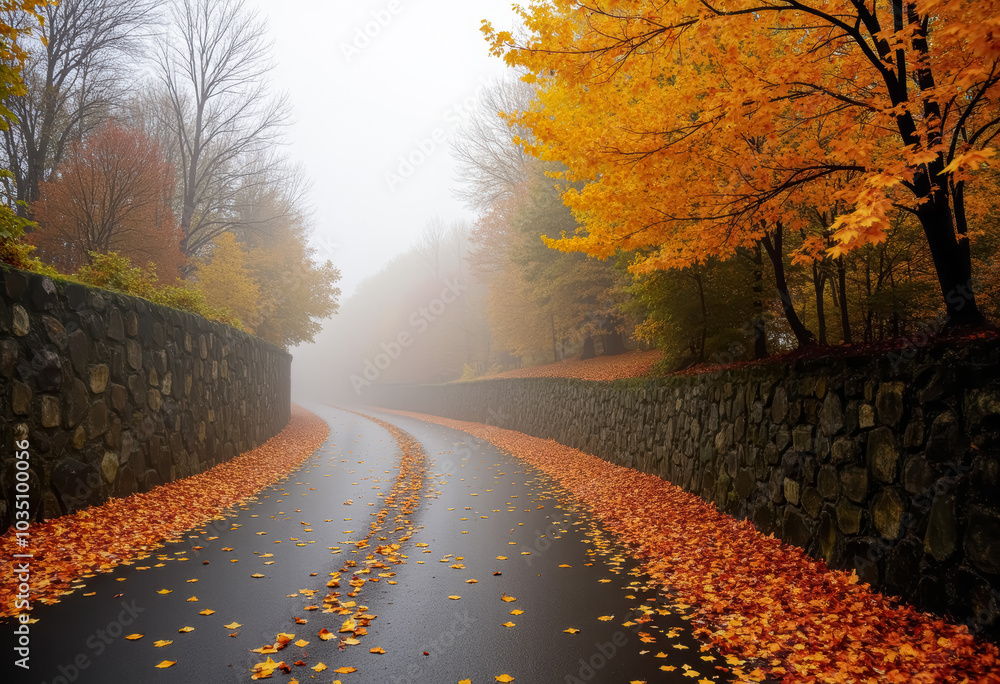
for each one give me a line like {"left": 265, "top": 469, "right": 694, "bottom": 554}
{"left": 29, "top": 122, "right": 184, "bottom": 281}
{"left": 484, "top": 0, "right": 1000, "bottom": 329}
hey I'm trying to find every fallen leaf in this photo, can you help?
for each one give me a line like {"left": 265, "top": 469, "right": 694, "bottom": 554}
{"left": 501, "top": 594, "right": 516, "bottom": 602}
{"left": 153, "top": 640, "right": 172, "bottom": 647}
{"left": 370, "top": 647, "right": 386, "bottom": 654}
{"left": 448, "top": 595, "right": 462, "bottom": 600}
{"left": 198, "top": 609, "right": 215, "bottom": 616}
{"left": 224, "top": 622, "right": 242, "bottom": 629}
{"left": 178, "top": 626, "right": 194, "bottom": 633}
{"left": 496, "top": 676, "right": 514, "bottom": 683}
{"left": 311, "top": 662, "right": 327, "bottom": 672}
{"left": 155, "top": 660, "right": 176, "bottom": 668}
{"left": 124, "top": 634, "right": 143, "bottom": 640}
{"left": 333, "top": 665, "right": 356, "bottom": 673}
{"left": 564, "top": 628, "right": 580, "bottom": 634}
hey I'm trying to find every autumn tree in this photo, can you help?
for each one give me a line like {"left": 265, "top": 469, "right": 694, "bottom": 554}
{"left": 485, "top": 0, "right": 1000, "bottom": 329}
{"left": 1, "top": 0, "right": 158, "bottom": 215}
{"left": 29, "top": 122, "right": 184, "bottom": 280}
{"left": 0, "top": 0, "right": 45, "bottom": 266}
{"left": 194, "top": 231, "right": 260, "bottom": 331}
{"left": 243, "top": 221, "right": 341, "bottom": 349}
{"left": 156, "top": 0, "right": 290, "bottom": 259}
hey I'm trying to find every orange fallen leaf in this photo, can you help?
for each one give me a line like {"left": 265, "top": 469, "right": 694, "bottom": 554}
{"left": 155, "top": 660, "right": 176, "bottom": 668}
{"left": 153, "top": 640, "right": 172, "bottom": 647}
{"left": 124, "top": 633, "right": 143, "bottom": 640}
{"left": 334, "top": 666, "right": 357, "bottom": 674}
{"left": 224, "top": 622, "right": 242, "bottom": 629}
{"left": 370, "top": 647, "right": 386, "bottom": 654}
{"left": 178, "top": 626, "right": 194, "bottom": 633}
{"left": 312, "top": 662, "right": 327, "bottom": 672}
{"left": 198, "top": 609, "right": 215, "bottom": 615}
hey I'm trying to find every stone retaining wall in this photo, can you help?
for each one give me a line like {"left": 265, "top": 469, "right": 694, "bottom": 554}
{"left": 1, "top": 266, "right": 292, "bottom": 531}
{"left": 370, "top": 339, "right": 1000, "bottom": 638}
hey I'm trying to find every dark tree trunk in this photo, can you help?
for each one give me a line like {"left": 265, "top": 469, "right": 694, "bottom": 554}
{"left": 694, "top": 269, "right": 708, "bottom": 360}
{"left": 580, "top": 335, "right": 596, "bottom": 360}
{"left": 751, "top": 243, "right": 768, "bottom": 359}
{"left": 837, "top": 255, "right": 852, "bottom": 343}
{"left": 813, "top": 261, "right": 828, "bottom": 345}
{"left": 915, "top": 186, "right": 983, "bottom": 327}
{"left": 760, "top": 224, "right": 816, "bottom": 347}
{"left": 600, "top": 331, "right": 627, "bottom": 356}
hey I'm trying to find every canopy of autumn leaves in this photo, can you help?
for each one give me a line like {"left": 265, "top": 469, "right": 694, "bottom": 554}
{"left": 30, "top": 123, "right": 185, "bottom": 281}
{"left": 481, "top": 0, "right": 1000, "bottom": 326}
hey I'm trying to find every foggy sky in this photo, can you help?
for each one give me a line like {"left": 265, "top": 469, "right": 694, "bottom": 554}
{"left": 243, "top": 0, "right": 519, "bottom": 297}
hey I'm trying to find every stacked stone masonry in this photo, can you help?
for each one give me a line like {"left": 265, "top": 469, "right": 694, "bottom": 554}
{"left": 0, "top": 266, "right": 291, "bottom": 532}
{"left": 372, "top": 341, "right": 1000, "bottom": 639}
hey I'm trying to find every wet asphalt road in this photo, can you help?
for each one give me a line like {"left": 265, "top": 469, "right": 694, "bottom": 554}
{"left": 2, "top": 404, "right": 737, "bottom": 684}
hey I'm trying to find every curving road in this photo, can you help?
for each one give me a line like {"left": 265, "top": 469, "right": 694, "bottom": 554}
{"left": 3, "top": 404, "right": 737, "bottom": 683}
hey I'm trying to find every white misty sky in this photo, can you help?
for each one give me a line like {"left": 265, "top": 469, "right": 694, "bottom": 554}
{"left": 242, "top": 0, "right": 520, "bottom": 297}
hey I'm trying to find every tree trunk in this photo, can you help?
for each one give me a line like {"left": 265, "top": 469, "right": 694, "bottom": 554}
{"left": 837, "top": 255, "right": 852, "bottom": 344}
{"left": 550, "top": 313, "right": 557, "bottom": 362}
{"left": 916, "top": 188, "right": 984, "bottom": 327}
{"left": 759, "top": 224, "right": 815, "bottom": 347}
{"left": 694, "top": 268, "right": 708, "bottom": 360}
{"left": 600, "top": 331, "right": 627, "bottom": 356}
{"left": 813, "top": 261, "right": 828, "bottom": 345}
{"left": 751, "top": 243, "right": 768, "bottom": 359}
{"left": 580, "top": 335, "right": 596, "bottom": 360}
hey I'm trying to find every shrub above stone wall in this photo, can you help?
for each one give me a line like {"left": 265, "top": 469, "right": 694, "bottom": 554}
{"left": 0, "top": 266, "right": 292, "bottom": 531}
{"left": 370, "top": 338, "right": 1000, "bottom": 639}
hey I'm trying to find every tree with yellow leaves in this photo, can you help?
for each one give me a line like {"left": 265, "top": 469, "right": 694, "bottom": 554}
{"left": 195, "top": 232, "right": 261, "bottom": 333}
{"left": 484, "top": 0, "right": 1000, "bottom": 328}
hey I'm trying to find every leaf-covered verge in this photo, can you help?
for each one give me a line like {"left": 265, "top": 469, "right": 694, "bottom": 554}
{"left": 0, "top": 405, "right": 328, "bottom": 616}
{"left": 390, "top": 409, "right": 1000, "bottom": 684}
{"left": 476, "top": 349, "right": 663, "bottom": 382}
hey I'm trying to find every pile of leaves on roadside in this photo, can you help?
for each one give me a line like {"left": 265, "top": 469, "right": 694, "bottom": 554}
{"left": 0, "top": 405, "right": 329, "bottom": 616}
{"left": 398, "top": 410, "right": 1000, "bottom": 684}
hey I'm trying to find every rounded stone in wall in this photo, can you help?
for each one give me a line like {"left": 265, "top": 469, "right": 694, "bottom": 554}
{"left": 871, "top": 488, "right": 905, "bottom": 540}
{"left": 964, "top": 510, "right": 1000, "bottom": 575}
{"left": 51, "top": 457, "right": 103, "bottom": 513}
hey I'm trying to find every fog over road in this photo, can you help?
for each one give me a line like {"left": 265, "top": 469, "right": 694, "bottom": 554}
{"left": 4, "top": 405, "right": 733, "bottom": 684}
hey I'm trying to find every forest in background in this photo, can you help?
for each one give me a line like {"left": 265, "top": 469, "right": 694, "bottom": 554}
{"left": 0, "top": 0, "right": 339, "bottom": 349}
